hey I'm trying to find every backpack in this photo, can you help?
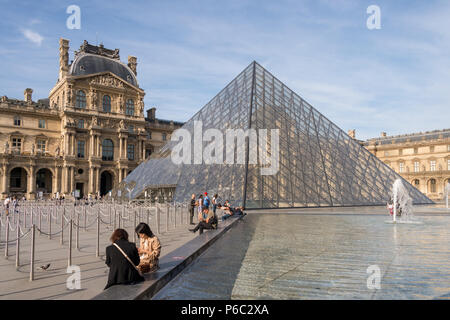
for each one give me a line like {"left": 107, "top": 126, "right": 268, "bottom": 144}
{"left": 203, "top": 197, "right": 210, "bottom": 207}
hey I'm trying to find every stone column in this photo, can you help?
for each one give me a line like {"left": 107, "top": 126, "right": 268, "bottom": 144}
{"left": 71, "top": 134, "right": 76, "bottom": 156}
{"left": 90, "top": 135, "right": 94, "bottom": 157}
{"left": 55, "top": 166, "right": 61, "bottom": 194}
{"left": 95, "top": 168, "right": 100, "bottom": 195}
{"left": 52, "top": 167, "right": 58, "bottom": 196}
{"left": 64, "top": 134, "right": 69, "bottom": 156}
{"left": 2, "top": 165, "right": 9, "bottom": 196}
{"left": 70, "top": 166, "right": 75, "bottom": 194}
{"left": 66, "top": 166, "right": 70, "bottom": 194}
{"left": 61, "top": 166, "right": 67, "bottom": 193}
{"left": 119, "top": 137, "right": 123, "bottom": 160}
{"left": 89, "top": 167, "right": 94, "bottom": 194}
{"left": 67, "top": 133, "right": 71, "bottom": 156}
{"left": 118, "top": 168, "right": 123, "bottom": 182}
{"left": 136, "top": 140, "right": 140, "bottom": 161}
{"left": 124, "top": 138, "right": 128, "bottom": 158}
{"left": 97, "top": 136, "right": 101, "bottom": 157}
{"left": 29, "top": 165, "right": 36, "bottom": 195}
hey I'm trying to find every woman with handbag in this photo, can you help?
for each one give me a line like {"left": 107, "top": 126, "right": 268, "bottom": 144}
{"left": 135, "top": 223, "right": 161, "bottom": 273}
{"left": 104, "top": 229, "right": 144, "bottom": 290}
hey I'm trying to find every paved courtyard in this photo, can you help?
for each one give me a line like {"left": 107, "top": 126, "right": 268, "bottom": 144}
{"left": 0, "top": 204, "right": 199, "bottom": 300}
{"left": 153, "top": 205, "right": 450, "bottom": 300}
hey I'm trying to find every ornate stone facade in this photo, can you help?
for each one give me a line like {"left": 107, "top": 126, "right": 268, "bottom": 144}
{"left": 363, "top": 129, "right": 450, "bottom": 200}
{"left": 0, "top": 39, "right": 183, "bottom": 200}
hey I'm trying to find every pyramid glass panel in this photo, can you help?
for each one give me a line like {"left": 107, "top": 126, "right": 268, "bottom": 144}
{"left": 118, "top": 61, "right": 433, "bottom": 208}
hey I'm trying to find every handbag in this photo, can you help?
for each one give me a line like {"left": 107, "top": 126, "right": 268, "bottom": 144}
{"left": 112, "top": 243, "right": 144, "bottom": 277}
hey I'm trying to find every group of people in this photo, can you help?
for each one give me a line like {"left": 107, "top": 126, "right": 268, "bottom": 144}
{"left": 188, "top": 192, "right": 246, "bottom": 235}
{"left": 104, "top": 222, "right": 161, "bottom": 289}
{"left": 2, "top": 195, "right": 24, "bottom": 216}
{"left": 105, "top": 192, "right": 247, "bottom": 290}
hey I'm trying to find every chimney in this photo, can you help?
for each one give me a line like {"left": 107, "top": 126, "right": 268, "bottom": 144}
{"left": 147, "top": 107, "right": 156, "bottom": 120}
{"left": 24, "top": 88, "right": 33, "bottom": 104}
{"left": 128, "top": 56, "right": 137, "bottom": 76}
{"left": 59, "top": 38, "right": 69, "bottom": 80}
{"left": 347, "top": 129, "right": 355, "bottom": 139}
{"left": 381, "top": 132, "right": 387, "bottom": 137}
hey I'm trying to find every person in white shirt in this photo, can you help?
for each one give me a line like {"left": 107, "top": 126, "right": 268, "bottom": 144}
{"left": 4, "top": 197, "right": 11, "bottom": 216}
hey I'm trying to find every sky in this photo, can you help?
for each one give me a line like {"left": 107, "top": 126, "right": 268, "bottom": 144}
{"left": 0, "top": 0, "right": 449, "bottom": 140}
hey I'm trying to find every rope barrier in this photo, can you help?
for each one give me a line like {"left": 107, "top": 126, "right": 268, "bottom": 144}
{"left": 99, "top": 216, "right": 111, "bottom": 225}
{"left": 36, "top": 219, "right": 71, "bottom": 237}
{"left": 0, "top": 226, "right": 32, "bottom": 243}
{"left": 72, "top": 216, "right": 98, "bottom": 229}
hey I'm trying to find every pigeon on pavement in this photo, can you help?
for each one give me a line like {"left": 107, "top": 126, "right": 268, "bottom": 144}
{"left": 38, "top": 263, "right": 51, "bottom": 271}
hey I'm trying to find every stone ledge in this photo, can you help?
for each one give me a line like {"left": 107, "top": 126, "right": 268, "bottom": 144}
{"left": 92, "top": 215, "right": 243, "bottom": 300}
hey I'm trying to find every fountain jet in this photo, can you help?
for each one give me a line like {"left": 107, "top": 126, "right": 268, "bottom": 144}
{"left": 391, "top": 179, "right": 413, "bottom": 223}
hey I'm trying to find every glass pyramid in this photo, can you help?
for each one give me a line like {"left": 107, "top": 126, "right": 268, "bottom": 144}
{"left": 115, "top": 61, "right": 432, "bottom": 208}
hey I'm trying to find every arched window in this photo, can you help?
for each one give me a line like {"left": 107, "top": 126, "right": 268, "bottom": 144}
{"left": 103, "top": 95, "right": 111, "bottom": 112}
{"left": 430, "top": 179, "right": 436, "bottom": 193}
{"left": 126, "top": 99, "right": 134, "bottom": 116}
{"left": 102, "top": 139, "right": 114, "bottom": 161}
{"left": 76, "top": 90, "right": 86, "bottom": 108}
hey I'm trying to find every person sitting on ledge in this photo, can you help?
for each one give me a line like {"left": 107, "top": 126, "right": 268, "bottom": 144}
{"left": 220, "top": 204, "right": 247, "bottom": 221}
{"left": 104, "top": 229, "right": 144, "bottom": 290}
{"left": 135, "top": 223, "right": 161, "bottom": 273}
{"left": 189, "top": 207, "right": 218, "bottom": 235}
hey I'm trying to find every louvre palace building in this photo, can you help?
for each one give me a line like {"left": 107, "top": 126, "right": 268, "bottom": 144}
{"left": 0, "top": 38, "right": 182, "bottom": 200}
{"left": 363, "top": 129, "right": 450, "bottom": 201}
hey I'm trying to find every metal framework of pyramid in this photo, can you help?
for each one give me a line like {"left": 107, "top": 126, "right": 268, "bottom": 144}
{"left": 116, "top": 61, "right": 432, "bottom": 208}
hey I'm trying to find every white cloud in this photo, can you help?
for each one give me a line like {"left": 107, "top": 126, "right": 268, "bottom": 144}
{"left": 21, "top": 29, "right": 44, "bottom": 46}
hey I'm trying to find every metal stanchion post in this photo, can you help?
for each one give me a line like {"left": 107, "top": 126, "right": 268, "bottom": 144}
{"left": 15, "top": 224, "right": 20, "bottom": 267}
{"left": 68, "top": 220, "right": 72, "bottom": 267}
{"left": 147, "top": 208, "right": 150, "bottom": 227}
{"left": 84, "top": 205, "right": 87, "bottom": 231}
{"left": 38, "top": 208, "right": 42, "bottom": 235}
{"left": 5, "top": 216, "right": 9, "bottom": 258}
{"left": 49, "top": 206, "right": 52, "bottom": 240}
{"left": 30, "top": 224, "right": 35, "bottom": 281}
{"left": 76, "top": 209, "right": 80, "bottom": 250}
{"left": 113, "top": 207, "right": 117, "bottom": 230}
{"left": 186, "top": 204, "right": 189, "bottom": 225}
{"left": 96, "top": 211, "right": 100, "bottom": 258}
{"left": 60, "top": 206, "right": 64, "bottom": 245}
{"left": 166, "top": 205, "right": 169, "bottom": 232}
{"left": 156, "top": 207, "right": 160, "bottom": 234}
{"left": 174, "top": 204, "right": 177, "bottom": 229}
{"left": 122, "top": 205, "right": 125, "bottom": 229}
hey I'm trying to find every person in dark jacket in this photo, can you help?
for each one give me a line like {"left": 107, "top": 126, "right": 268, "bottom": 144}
{"left": 104, "top": 229, "right": 144, "bottom": 290}
{"left": 189, "top": 193, "right": 196, "bottom": 225}
{"left": 188, "top": 208, "right": 217, "bottom": 235}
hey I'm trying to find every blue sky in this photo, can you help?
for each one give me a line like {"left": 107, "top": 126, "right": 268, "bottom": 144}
{"left": 0, "top": 0, "right": 449, "bottom": 140}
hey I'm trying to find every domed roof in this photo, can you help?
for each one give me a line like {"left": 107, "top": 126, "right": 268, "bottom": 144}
{"left": 69, "top": 53, "right": 138, "bottom": 87}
